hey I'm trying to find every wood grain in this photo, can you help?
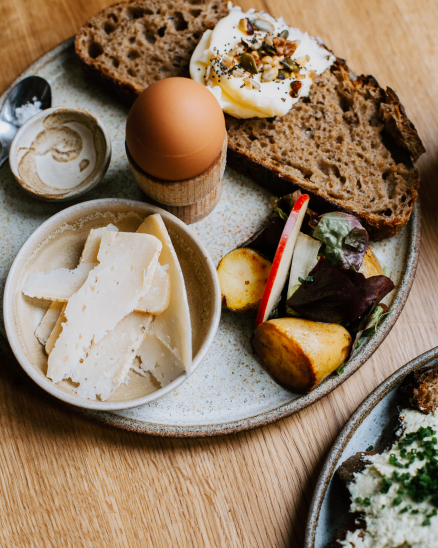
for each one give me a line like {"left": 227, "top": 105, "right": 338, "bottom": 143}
{"left": 0, "top": 0, "right": 437, "bottom": 546}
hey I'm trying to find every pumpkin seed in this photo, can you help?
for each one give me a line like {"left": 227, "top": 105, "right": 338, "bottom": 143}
{"left": 262, "top": 41, "right": 276, "bottom": 56}
{"left": 279, "top": 29, "right": 289, "bottom": 39}
{"left": 261, "top": 67, "right": 279, "bottom": 82}
{"left": 240, "top": 52, "right": 258, "bottom": 74}
{"left": 282, "top": 57, "right": 300, "bottom": 73}
{"left": 277, "top": 69, "right": 290, "bottom": 80}
{"left": 253, "top": 19, "right": 275, "bottom": 33}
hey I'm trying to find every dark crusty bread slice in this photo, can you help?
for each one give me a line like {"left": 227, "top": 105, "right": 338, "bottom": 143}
{"left": 75, "top": 4, "right": 425, "bottom": 240}
{"left": 399, "top": 363, "right": 438, "bottom": 414}
{"left": 75, "top": 0, "right": 228, "bottom": 103}
{"left": 226, "top": 59, "right": 425, "bottom": 241}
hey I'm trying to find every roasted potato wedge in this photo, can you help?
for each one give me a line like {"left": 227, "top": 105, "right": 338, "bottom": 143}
{"left": 253, "top": 318, "right": 352, "bottom": 392}
{"left": 218, "top": 248, "right": 271, "bottom": 312}
{"left": 360, "top": 248, "right": 384, "bottom": 278}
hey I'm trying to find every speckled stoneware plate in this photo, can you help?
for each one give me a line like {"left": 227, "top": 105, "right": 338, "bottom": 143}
{"left": 304, "top": 347, "right": 438, "bottom": 548}
{"left": 0, "top": 38, "right": 420, "bottom": 437}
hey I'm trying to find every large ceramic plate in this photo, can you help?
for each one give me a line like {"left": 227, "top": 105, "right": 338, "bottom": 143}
{"left": 0, "top": 38, "right": 420, "bottom": 437}
{"left": 304, "top": 347, "right": 438, "bottom": 548}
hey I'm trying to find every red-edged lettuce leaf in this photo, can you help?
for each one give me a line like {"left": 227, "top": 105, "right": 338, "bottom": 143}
{"left": 312, "top": 212, "right": 369, "bottom": 270}
{"left": 239, "top": 217, "right": 284, "bottom": 261}
{"left": 286, "top": 257, "right": 394, "bottom": 323}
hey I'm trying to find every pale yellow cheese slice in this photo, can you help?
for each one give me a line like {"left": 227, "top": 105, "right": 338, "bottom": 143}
{"left": 22, "top": 263, "right": 98, "bottom": 301}
{"left": 79, "top": 223, "right": 118, "bottom": 264}
{"left": 45, "top": 304, "right": 66, "bottom": 354}
{"left": 34, "top": 224, "right": 119, "bottom": 343}
{"left": 136, "top": 214, "right": 192, "bottom": 373}
{"left": 34, "top": 302, "right": 64, "bottom": 345}
{"left": 70, "top": 312, "right": 153, "bottom": 401}
{"left": 47, "top": 232, "right": 162, "bottom": 383}
{"left": 135, "top": 332, "right": 185, "bottom": 387}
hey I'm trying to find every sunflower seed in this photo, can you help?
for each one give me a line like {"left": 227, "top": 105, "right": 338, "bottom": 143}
{"left": 261, "top": 67, "right": 279, "bottom": 82}
{"left": 253, "top": 19, "right": 275, "bottom": 33}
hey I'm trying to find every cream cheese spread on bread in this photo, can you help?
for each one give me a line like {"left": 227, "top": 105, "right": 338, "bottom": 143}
{"left": 342, "top": 408, "right": 438, "bottom": 548}
{"left": 190, "top": 3, "right": 335, "bottom": 118}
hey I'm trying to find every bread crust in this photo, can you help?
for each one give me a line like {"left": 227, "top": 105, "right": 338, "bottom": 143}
{"left": 227, "top": 58, "right": 423, "bottom": 241}
{"left": 399, "top": 364, "right": 438, "bottom": 414}
{"left": 75, "top": 7, "right": 424, "bottom": 241}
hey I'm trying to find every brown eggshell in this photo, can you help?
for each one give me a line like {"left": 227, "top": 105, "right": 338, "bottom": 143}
{"left": 126, "top": 77, "right": 226, "bottom": 181}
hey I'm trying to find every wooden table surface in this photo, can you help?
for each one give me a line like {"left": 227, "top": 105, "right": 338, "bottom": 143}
{"left": 0, "top": 0, "right": 437, "bottom": 546}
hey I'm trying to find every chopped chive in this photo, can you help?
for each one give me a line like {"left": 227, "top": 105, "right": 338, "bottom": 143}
{"left": 355, "top": 497, "right": 362, "bottom": 504}
{"left": 363, "top": 498, "right": 371, "bottom": 506}
{"left": 393, "top": 496, "right": 403, "bottom": 506}
{"left": 366, "top": 445, "right": 374, "bottom": 452}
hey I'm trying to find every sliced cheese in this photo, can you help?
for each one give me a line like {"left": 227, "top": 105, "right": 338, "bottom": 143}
{"left": 80, "top": 223, "right": 118, "bottom": 264}
{"left": 34, "top": 301, "right": 64, "bottom": 345}
{"left": 34, "top": 224, "right": 118, "bottom": 341}
{"left": 70, "top": 312, "right": 153, "bottom": 401}
{"left": 45, "top": 304, "right": 66, "bottom": 354}
{"left": 136, "top": 214, "right": 192, "bottom": 373}
{"left": 29, "top": 259, "right": 171, "bottom": 314}
{"left": 136, "top": 332, "right": 185, "bottom": 387}
{"left": 47, "top": 232, "right": 162, "bottom": 383}
{"left": 136, "top": 263, "right": 170, "bottom": 315}
{"left": 22, "top": 263, "right": 98, "bottom": 301}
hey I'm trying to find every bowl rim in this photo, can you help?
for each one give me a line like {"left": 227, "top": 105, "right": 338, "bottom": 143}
{"left": 3, "top": 198, "right": 222, "bottom": 411}
{"left": 9, "top": 106, "right": 112, "bottom": 201}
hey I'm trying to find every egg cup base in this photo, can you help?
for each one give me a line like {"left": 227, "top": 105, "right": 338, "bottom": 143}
{"left": 126, "top": 136, "right": 227, "bottom": 223}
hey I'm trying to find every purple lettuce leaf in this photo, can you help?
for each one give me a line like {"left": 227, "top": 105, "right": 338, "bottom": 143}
{"left": 239, "top": 217, "right": 284, "bottom": 261}
{"left": 286, "top": 257, "right": 395, "bottom": 323}
{"left": 312, "top": 212, "right": 369, "bottom": 270}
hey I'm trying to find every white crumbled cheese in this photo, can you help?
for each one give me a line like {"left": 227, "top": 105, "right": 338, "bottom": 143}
{"left": 341, "top": 408, "right": 438, "bottom": 548}
{"left": 14, "top": 97, "right": 42, "bottom": 126}
{"left": 136, "top": 214, "right": 192, "bottom": 373}
{"left": 69, "top": 312, "right": 153, "bottom": 401}
{"left": 190, "top": 3, "right": 334, "bottom": 118}
{"left": 47, "top": 232, "right": 162, "bottom": 383}
{"left": 22, "top": 263, "right": 98, "bottom": 301}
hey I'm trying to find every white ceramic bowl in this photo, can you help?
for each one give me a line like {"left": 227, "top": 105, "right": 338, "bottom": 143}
{"left": 9, "top": 107, "right": 111, "bottom": 201}
{"left": 3, "top": 199, "right": 221, "bottom": 411}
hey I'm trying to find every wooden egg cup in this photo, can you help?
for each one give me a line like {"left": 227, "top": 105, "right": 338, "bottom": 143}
{"left": 126, "top": 136, "right": 227, "bottom": 224}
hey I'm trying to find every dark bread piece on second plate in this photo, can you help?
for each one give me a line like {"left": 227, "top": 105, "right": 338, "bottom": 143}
{"left": 226, "top": 59, "right": 425, "bottom": 241}
{"left": 399, "top": 363, "right": 438, "bottom": 414}
{"left": 75, "top": 0, "right": 228, "bottom": 103}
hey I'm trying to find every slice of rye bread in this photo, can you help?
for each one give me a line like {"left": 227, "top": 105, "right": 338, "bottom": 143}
{"left": 75, "top": 3, "right": 425, "bottom": 240}
{"left": 327, "top": 364, "right": 438, "bottom": 546}
{"left": 226, "top": 58, "right": 425, "bottom": 241}
{"left": 74, "top": 0, "right": 229, "bottom": 103}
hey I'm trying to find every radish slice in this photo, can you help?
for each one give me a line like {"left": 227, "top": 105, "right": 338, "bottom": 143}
{"left": 255, "top": 194, "right": 310, "bottom": 327}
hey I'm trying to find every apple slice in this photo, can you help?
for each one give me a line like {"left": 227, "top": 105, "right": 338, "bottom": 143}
{"left": 255, "top": 194, "right": 310, "bottom": 327}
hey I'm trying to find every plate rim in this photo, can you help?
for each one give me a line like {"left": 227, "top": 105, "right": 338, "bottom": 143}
{"left": 303, "top": 345, "right": 438, "bottom": 548}
{"left": 0, "top": 38, "right": 422, "bottom": 437}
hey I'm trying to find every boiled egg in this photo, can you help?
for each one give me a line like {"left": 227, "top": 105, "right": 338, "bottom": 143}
{"left": 126, "top": 77, "right": 226, "bottom": 181}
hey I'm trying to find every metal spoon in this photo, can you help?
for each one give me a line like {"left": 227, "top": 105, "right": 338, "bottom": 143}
{"left": 0, "top": 76, "right": 51, "bottom": 167}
